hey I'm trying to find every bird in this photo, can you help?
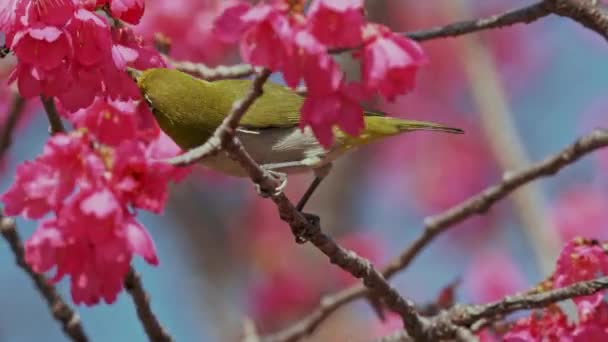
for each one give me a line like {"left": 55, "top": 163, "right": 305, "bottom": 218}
{"left": 130, "top": 67, "right": 464, "bottom": 210}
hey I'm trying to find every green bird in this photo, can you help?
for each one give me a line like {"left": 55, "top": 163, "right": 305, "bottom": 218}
{"left": 131, "top": 68, "right": 463, "bottom": 209}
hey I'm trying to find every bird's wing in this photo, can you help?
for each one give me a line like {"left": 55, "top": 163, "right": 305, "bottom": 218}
{"left": 211, "top": 79, "right": 304, "bottom": 129}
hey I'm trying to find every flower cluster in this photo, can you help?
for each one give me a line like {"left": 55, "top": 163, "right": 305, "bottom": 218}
{"left": 0, "top": 0, "right": 187, "bottom": 304}
{"left": 501, "top": 238, "right": 608, "bottom": 341}
{"left": 214, "top": 0, "right": 427, "bottom": 146}
{"left": 1, "top": 0, "right": 162, "bottom": 112}
{"left": 1, "top": 122, "right": 179, "bottom": 305}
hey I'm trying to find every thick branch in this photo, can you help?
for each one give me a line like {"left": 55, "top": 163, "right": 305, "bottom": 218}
{"left": 124, "top": 268, "right": 173, "bottom": 342}
{"left": 266, "top": 129, "right": 608, "bottom": 342}
{"left": 406, "top": 2, "right": 551, "bottom": 42}
{"left": 0, "top": 216, "right": 88, "bottom": 342}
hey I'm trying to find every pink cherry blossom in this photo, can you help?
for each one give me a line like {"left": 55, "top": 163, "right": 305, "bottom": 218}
{"left": 307, "top": 0, "right": 364, "bottom": 48}
{"left": 504, "top": 306, "right": 573, "bottom": 341}
{"left": 361, "top": 24, "right": 428, "bottom": 101}
{"left": 239, "top": 4, "right": 293, "bottom": 70}
{"left": 68, "top": 97, "right": 138, "bottom": 146}
{"left": 301, "top": 82, "right": 365, "bottom": 147}
{"left": 1, "top": 128, "right": 176, "bottom": 305}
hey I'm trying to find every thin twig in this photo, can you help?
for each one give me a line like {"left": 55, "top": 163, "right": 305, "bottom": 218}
{"left": 0, "top": 216, "right": 88, "bottom": 342}
{"left": 265, "top": 129, "right": 608, "bottom": 342}
{"left": 124, "top": 268, "right": 173, "bottom": 342}
{"left": 383, "top": 276, "right": 608, "bottom": 341}
{"left": 0, "top": 94, "right": 25, "bottom": 155}
{"left": 40, "top": 96, "right": 65, "bottom": 134}
{"left": 452, "top": 276, "right": 608, "bottom": 326}
{"left": 406, "top": 2, "right": 551, "bottom": 42}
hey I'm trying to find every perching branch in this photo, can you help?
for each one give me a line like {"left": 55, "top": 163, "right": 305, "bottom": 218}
{"left": 40, "top": 96, "right": 66, "bottom": 134}
{"left": 266, "top": 129, "right": 608, "bottom": 342}
{"left": 124, "top": 268, "right": 173, "bottom": 342}
{"left": 0, "top": 216, "right": 89, "bottom": 342}
{"left": 405, "top": 2, "right": 551, "bottom": 42}
{"left": 167, "top": 69, "right": 431, "bottom": 340}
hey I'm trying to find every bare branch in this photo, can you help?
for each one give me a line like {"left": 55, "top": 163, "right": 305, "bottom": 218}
{"left": 124, "top": 268, "right": 173, "bottom": 342}
{"left": 406, "top": 2, "right": 551, "bottom": 42}
{"left": 266, "top": 129, "right": 608, "bottom": 342}
{"left": 452, "top": 276, "right": 608, "bottom": 326}
{"left": 40, "top": 96, "right": 66, "bottom": 135}
{"left": 0, "top": 216, "right": 88, "bottom": 342}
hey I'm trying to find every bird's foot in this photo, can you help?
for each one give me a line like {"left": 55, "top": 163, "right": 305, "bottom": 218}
{"left": 254, "top": 170, "right": 287, "bottom": 198}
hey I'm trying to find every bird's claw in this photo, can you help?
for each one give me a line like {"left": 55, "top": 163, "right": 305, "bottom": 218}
{"left": 254, "top": 170, "right": 287, "bottom": 198}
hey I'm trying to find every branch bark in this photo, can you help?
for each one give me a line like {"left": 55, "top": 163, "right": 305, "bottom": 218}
{"left": 451, "top": 276, "right": 608, "bottom": 326}
{"left": 124, "top": 268, "right": 173, "bottom": 342}
{"left": 0, "top": 216, "right": 88, "bottom": 342}
{"left": 406, "top": 2, "right": 551, "bottom": 42}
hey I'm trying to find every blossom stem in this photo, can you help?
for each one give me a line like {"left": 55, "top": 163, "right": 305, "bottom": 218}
{"left": 40, "top": 96, "right": 66, "bottom": 135}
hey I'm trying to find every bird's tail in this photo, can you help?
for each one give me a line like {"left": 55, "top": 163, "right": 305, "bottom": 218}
{"left": 344, "top": 115, "right": 462, "bottom": 146}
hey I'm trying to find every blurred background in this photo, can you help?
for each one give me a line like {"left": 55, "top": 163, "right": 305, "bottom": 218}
{"left": 2, "top": 0, "right": 608, "bottom": 341}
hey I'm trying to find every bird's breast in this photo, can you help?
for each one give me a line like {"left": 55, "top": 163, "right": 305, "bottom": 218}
{"left": 199, "top": 126, "right": 340, "bottom": 177}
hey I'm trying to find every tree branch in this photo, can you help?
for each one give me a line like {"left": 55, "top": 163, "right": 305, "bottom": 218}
{"left": 265, "top": 129, "right": 608, "bottom": 342}
{"left": 40, "top": 96, "right": 65, "bottom": 135}
{"left": 0, "top": 216, "right": 88, "bottom": 342}
{"left": 124, "top": 268, "right": 173, "bottom": 342}
{"left": 451, "top": 276, "right": 608, "bottom": 327}
{"left": 167, "top": 69, "right": 430, "bottom": 340}
{"left": 380, "top": 276, "right": 608, "bottom": 341}
{"left": 406, "top": 2, "right": 551, "bottom": 42}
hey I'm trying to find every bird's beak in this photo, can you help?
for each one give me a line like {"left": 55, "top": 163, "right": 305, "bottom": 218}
{"left": 126, "top": 67, "right": 143, "bottom": 82}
